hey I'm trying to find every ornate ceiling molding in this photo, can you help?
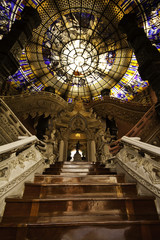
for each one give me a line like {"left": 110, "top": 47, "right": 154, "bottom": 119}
{"left": 1, "top": 92, "right": 69, "bottom": 119}
{"left": 2, "top": 92, "right": 151, "bottom": 125}
{"left": 85, "top": 96, "right": 150, "bottom": 124}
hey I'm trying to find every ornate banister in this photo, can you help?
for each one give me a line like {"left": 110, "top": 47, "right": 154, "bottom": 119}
{"left": 116, "top": 136, "right": 160, "bottom": 199}
{"left": 126, "top": 105, "right": 156, "bottom": 138}
{"left": 0, "top": 136, "right": 45, "bottom": 217}
{"left": 0, "top": 135, "right": 37, "bottom": 155}
{"left": 121, "top": 136, "right": 160, "bottom": 156}
{"left": 0, "top": 98, "right": 31, "bottom": 146}
{"left": 109, "top": 104, "right": 160, "bottom": 154}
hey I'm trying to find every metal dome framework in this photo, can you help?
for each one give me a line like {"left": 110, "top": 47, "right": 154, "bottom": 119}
{"left": 1, "top": 0, "right": 160, "bottom": 101}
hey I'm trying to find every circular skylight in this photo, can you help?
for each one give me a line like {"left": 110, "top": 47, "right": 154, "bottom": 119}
{"left": 44, "top": 37, "right": 115, "bottom": 87}
{"left": 42, "top": 11, "right": 118, "bottom": 92}
{"left": 4, "top": 0, "right": 159, "bottom": 101}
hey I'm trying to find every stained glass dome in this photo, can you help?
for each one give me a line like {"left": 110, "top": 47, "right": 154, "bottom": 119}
{"left": 1, "top": 0, "right": 160, "bottom": 101}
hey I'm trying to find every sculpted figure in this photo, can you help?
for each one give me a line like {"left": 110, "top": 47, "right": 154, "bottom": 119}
{"left": 98, "top": 129, "right": 112, "bottom": 163}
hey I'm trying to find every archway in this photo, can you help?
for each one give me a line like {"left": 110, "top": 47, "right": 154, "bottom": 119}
{"left": 68, "top": 132, "right": 87, "bottom": 161}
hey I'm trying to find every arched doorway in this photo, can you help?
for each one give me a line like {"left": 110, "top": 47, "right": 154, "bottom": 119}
{"left": 68, "top": 132, "right": 87, "bottom": 161}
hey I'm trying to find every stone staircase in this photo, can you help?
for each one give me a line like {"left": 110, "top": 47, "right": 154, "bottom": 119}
{"left": 0, "top": 162, "right": 160, "bottom": 239}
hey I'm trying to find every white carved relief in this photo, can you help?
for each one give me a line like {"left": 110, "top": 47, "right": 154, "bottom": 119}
{"left": 71, "top": 115, "right": 86, "bottom": 131}
{"left": 0, "top": 145, "right": 43, "bottom": 185}
{"left": 0, "top": 99, "right": 31, "bottom": 146}
{"left": 95, "top": 128, "right": 113, "bottom": 163}
{"left": 37, "top": 138, "right": 57, "bottom": 164}
{"left": 0, "top": 143, "right": 45, "bottom": 219}
{"left": 117, "top": 159, "right": 160, "bottom": 197}
{"left": 117, "top": 144, "right": 160, "bottom": 198}
{"left": 104, "top": 157, "right": 116, "bottom": 169}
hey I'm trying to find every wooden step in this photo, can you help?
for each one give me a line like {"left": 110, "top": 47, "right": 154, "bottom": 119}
{"left": 44, "top": 167, "right": 112, "bottom": 171}
{"left": 23, "top": 182, "right": 137, "bottom": 198}
{"left": 63, "top": 162, "right": 99, "bottom": 165}
{"left": 50, "top": 163, "right": 96, "bottom": 168}
{"left": 43, "top": 170, "right": 117, "bottom": 175}
{"left": 48, "top": 168, "right": 93, "bottom": 172}
{"left": 3, "top": 197, "right": 158, "bottom": 223}
{"left": 1, "top": 220, "right": 160, "bottom": 240}
{"left": 34, "top": 174, "right": 125, "bottom": 184}
{"left": 1, "top": 160, "right": 160, "bottom": 240}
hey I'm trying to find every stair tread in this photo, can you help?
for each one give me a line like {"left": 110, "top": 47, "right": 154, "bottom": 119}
{"left": 35, "top": 174, "right": 120, "bottom": 177}
{"left": 6, "top": 196, "right": 155, "bottom": 202}
{"left": 2, "top": 162, "right": 160, "bottom": 238}
{"left": 1, "top": 219, "right": 160, "bottom": 227}
{"left": 62, "top": 162, "right": 97, "bottom": 164}
{"left": 25, "top": 182, "right": 136, "bottom": 186}
{"left": 23, "top": 193, "right": 138, "bottom": 199}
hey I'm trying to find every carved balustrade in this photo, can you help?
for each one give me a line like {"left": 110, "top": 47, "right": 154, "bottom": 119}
{"left": 0, "top": 136, "right": 45, "bottom": 217}
{"left": 0, "top": 98, "right": 31, "bottom": 146}
{"left": 116, "top": 136, "right": 160, "bottom": 199}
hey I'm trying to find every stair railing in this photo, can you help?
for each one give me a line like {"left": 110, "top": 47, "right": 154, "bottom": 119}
{"left": 125, "top": 105, "right": 155, "bottom": 138}
{"left": 115, "top": 136, "right": 160, "bottom": 198}
{"left": 0, "top": 136, "right": 45, "bottom": 217}
{"left": 0, "top": 98, "right": 31, "bottom": 146}
{"left": 109, "top": 105, "right": 157, "bottom": 155}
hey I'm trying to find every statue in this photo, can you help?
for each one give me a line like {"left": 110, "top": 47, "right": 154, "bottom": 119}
{"left": 74, "top": 140, "right": 82, "bottom": 162}
{"left": 37, "top": 128, "right": 58, "bottom": 164}
{"left": 76, "top": 140, "right": 81, "bottom": 152}
{"left": 97, "top": 129, "right": 112, "bottom": 163}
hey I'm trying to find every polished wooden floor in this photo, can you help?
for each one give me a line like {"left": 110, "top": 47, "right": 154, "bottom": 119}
{"left": 0, "top": 161, "right": 160, "bottom": 239}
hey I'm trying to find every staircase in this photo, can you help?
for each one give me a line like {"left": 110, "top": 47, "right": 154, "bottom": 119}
{"left": 0, "top": 162, "right": 160, "bottom": 239}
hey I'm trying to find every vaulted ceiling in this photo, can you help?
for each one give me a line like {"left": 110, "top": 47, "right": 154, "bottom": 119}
{"left": 1, "top": 0, "right": 159, "bottom": 101}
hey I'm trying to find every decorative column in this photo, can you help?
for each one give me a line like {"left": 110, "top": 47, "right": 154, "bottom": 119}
{"left": 90, "top": 140, "right": 97, "bottom": 162}
{"left": 58, "top": 140, "right": 64, "bottom": 162}
{"left": 87, "top": 140, "right": 91, "bottom": 162}
{"left": 118, "top": 14, "right": 160, "bottom": 107}
{"left": 63, "top": 139, "right": 68, "bottom": 162}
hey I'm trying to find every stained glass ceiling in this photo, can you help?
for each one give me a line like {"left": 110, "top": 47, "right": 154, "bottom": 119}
{"left": 0, "top": 0, "right": 160, "bottom": 101}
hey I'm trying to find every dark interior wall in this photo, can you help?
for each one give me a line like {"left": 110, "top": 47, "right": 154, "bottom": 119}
{"left": 149, "top": 88, "right": 158, "bottom": 104}
{"left": 20, "top": 116, "right": 36, "bottom": 135}
{"left": 116, "top": 119, "right": 135, "bottom": 139}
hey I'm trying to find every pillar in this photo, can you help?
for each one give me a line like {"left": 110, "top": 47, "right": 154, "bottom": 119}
{"left": 63, "top": 139, "right": 68, "bottom": 162}
{"left": 90, "top": 140, "right": 97, "bottom": 162}
{"left": 87, "top": 140, "right": 91, "bottom": 162}
{"left": 58, "top": 140, "right": 64, "bottom": 162}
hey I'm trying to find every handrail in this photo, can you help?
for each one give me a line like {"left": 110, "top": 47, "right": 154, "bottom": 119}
{"left": 121, "top": 136, "right": 160, "bottom": 156}
{"left": 0, "top": 136, "right": 38, "bottom": 155}
{"left": 109, "top": 104, "right": 157, "bottom": 155}
{"left": 126, "top": 105, "right": 155, "bottom": 137}
{"left": 116, "top": 137, "right": 160, "bottom": 198}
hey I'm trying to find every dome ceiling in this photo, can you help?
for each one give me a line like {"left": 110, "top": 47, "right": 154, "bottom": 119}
{"left": 1, "top": 0, "right": 160, "bottom": 101}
